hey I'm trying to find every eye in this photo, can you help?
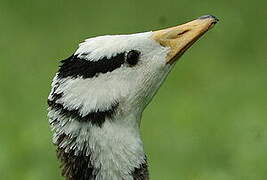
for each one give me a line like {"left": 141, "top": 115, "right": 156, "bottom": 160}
{"left": 126, "top": 50, "right": 140, "bottom": 66}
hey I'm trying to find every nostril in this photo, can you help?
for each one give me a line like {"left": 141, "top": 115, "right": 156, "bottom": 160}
{"left": 177, "top": 30, "right": 189, "bottom": 36}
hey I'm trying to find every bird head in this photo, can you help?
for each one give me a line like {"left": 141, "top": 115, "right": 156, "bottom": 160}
{"left": 48, "top": 15, "right": 218, "bottom": 180}
{"left": 49, "top": 16, "right": 217, "bottom": 130}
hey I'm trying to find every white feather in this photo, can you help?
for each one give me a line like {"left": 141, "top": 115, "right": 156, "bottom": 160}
{"left": 48, "top": 31, "right": 173, "bottom": 180}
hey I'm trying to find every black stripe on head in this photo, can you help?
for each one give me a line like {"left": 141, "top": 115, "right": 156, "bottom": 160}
{"left": 58, "top": 53, "right": 125, "bottom": 79}
{"left": 48, "top": 93, "right": 119, "bottom": 127}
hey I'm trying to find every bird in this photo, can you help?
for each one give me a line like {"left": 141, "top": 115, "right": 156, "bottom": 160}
{"left": 47, "top": 15, "right": 218, "bottom": 180}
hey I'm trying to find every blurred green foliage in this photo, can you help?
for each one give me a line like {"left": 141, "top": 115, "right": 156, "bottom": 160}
{"left": 1, "top": 0, "right": 267, "bottom": 179}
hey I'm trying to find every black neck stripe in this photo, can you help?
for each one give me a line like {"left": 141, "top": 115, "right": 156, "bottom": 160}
{"left": 56, "top": 134, "right": 97, "bottom": 180}
{"left": 48, "top": 93, "right": 118, "bottom": 127}
{"left": 132, "top": 159, "right": 149, "bottom": 180}
{"left": 56, "top": 134, "right": 148, "bottom": 180}
{"left": 58, "top": 53, "right": 125, "bottom": 79}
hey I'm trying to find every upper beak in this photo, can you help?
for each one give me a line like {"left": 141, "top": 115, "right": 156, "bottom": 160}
{"left": 152, "top": 15, "right": 219, "bottom": 64}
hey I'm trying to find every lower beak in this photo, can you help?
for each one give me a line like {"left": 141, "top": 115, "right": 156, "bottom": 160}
{"left": 152, "top": 15, "right": 219, "bottom": 64}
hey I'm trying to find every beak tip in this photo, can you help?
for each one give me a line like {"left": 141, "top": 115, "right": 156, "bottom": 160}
{"left": 197, "top": 15, "right": 219, "bottom": 22}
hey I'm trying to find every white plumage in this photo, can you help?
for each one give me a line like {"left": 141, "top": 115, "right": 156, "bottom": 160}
{"left": 48, "top": 15, "right": 218, "bottom": 180}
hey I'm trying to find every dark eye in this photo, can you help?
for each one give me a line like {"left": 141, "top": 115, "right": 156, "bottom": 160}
{"left": 126, "top": 50, "right": 140, "bottom": 66}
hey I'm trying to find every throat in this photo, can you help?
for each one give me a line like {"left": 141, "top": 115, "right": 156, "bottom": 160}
{"left": 52, "top": 119, "right": 148, "bottom": 180}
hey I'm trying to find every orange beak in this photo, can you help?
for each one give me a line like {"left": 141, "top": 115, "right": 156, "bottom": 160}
{"left": 152, "top": 15, "right": 218, "bottom": 64}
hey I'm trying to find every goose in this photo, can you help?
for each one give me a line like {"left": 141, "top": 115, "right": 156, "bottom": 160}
{"left": 47, "top": 15, "right": 218, "bottom": 180}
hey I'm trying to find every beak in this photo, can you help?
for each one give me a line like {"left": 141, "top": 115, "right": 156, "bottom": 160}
{"left": 152, "top": 15, "right": 219, "bottom": 64}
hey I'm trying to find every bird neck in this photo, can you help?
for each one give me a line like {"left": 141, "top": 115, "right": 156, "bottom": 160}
{"left": 54, "top": 113, "right": 149, "bottom": 180}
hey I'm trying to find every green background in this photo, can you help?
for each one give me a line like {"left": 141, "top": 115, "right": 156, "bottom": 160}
{"left": 1, "top": 0, "right": 266, "bottom": 179}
